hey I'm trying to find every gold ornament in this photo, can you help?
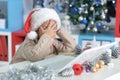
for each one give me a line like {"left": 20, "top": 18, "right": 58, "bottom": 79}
{"left": 99, "top": 65, "right": 103, "bottom": 69}
{"left": 98, "top": 60, "right": 105, "bottom": 66}
{"left": 95, "top": 63, "right": 100, "bottom": 69}
{"left": 91, "top": 67, "right": 97, "bottom": 72}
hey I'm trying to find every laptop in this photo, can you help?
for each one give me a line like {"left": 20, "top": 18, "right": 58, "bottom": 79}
{"left": 33, "top": 41, "right": 118, "bottom": 73}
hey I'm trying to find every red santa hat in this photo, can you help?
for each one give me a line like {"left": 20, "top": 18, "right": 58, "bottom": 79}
{"left": 24, "top": 8, "right": 61, "bottom": 40}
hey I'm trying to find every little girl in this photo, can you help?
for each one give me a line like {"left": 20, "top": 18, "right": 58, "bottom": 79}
{"left": 11, "top": 8, "right": 76, "bottom": 64}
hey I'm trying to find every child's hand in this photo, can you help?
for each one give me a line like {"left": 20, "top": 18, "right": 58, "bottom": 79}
{"left": 45, "top": 20, "right": 57, "bottom": 38}
{"left": 37, "top": 20, "right": 57, "bottom": 38}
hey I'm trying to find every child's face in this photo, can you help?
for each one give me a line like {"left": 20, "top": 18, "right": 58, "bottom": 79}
{"left": 37, "top": 20, "right": 57, "bottom": 38}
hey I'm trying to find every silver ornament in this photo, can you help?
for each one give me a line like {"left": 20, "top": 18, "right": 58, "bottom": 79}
{"left": 78, "top": 7, "right": 83, "bottom": 14}
{"left": 90, "top": 21, "right": 94, "bottom": 25}
{"left": 101, "top": 12, "right": 106, "bottom": 19}
{"left": 104, "top": 9, "right": 108, "bottom": 13}
{"left": 93, "top": 27, "right": 97, "bottom": 32}
{"left": 87, "top": 27, "right": 90, "bottom": 31}
{"left": 101, "top": 2, "right": 104, "bottom": 5}
{"left": 79, "top": 7, "right": 82, "bottom": 11}
{"left": 90, "top": 6, "right": 94, "bottom": 11}
{"left": 78, "top": 24, "right": 86, "bottom": 30}
{"left": 112, "top": 1, "right": 115, "bottom": 4}
{"left": 78, "top": 16, "right": 83, "bottom": 21}
{"left": 101, "top": 15, "right": 106, "bottom": 19}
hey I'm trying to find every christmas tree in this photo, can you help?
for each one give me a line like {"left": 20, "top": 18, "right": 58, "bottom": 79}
{"left": 68, "top": 0, "right": 116, "bottom": 33}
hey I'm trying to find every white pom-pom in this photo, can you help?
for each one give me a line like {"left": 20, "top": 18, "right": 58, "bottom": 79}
{"left": 27, "top": 31, "right": 38, "bottom": 40}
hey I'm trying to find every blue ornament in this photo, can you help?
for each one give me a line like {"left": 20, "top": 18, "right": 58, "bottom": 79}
{"left": 96, "top": 22, "right": 103, "bottom": 28}
{"left": 95, "top": 2, "right": 100, "bottom": 7}
{"left": 73, "top": 7, "right": 79, "bottom": 12}
{"left": 82, "top": 19, "right": 88, "bottom": 25}
{"left": 73, "top": 20, "right": 77, "bottom": 25}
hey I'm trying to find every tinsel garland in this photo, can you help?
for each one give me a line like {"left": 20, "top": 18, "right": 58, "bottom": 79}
{"left": 0, "top": 64, "right": 55, "bottom": 80}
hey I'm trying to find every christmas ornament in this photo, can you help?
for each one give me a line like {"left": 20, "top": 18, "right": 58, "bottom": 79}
{"left": 90, "top": 6, "right": 94, "bottom": 11}
{"left": 91, "top": 66, "right": 98, "bottom": 72}
{"left": 98, "top": 60, "right": 105, "bottom": 66}
{"left": 94, "top": 2, "right": 100, "bottom": 7}
{"left": 68, "top": 0, "right": 112, "bottom": 33}
{"left": 78, "top": 7, "right": 83, "bottom": 14}
{"left": 112, "top": 47, "right": 120, "bottom": 58}
{"left": 75, "top": 44, "right": 83, "bottom": 55}
{"left": 101, "top": 2, "right": 104, "bottom": 5}
{"left": 79, "top": 24, "right": 86, "bottom": 30}
{"left": 95, "top": 63, "right": 100, "bottom": 69}
{"left": 92, "top": 27, "right": 97, "bottom": 32}
{"left": 85, "top": 66, "right": 91, "bottom": 72}
{"left": 98, "top": 60, "right": 104, "bottom": 69}
{"left": 96, "top": 22, "right": 103, "bottom": 29}
{"left": 82, "top": 19, "right": 88, "bottom": 25}
{"left": 104, "top": 9, "right": 108, "bottom": 13}
{"left": 58, "top": 68, "right": 74, "bottom": 77}
{"left": 78, "top": 16, "right": 83, "bottom": 21}
{"left": 101, "top": 12, "right": 106, "bottom": 19}
{"left": 112, "top": 0, "right": 115, "bottom": 4}
{"left": 72, "top": 64, "right": 83, "bottom": 75}
{"left": 87, "top": 27, "right": 90, "bottom": 31}
{"left": 73, "top": 20, "right": 78, "bottom": 25}
{"left": 99, "top": 64, "right": 104, "bottom": 69}
{"left": 73, "top": 7, "right": 79, "bottom": 12}
{"left": 90, "top": 21, "right": 94, "bottom": 25}
{"left": 100, "top": 53, "right": 111, "bottom": 65}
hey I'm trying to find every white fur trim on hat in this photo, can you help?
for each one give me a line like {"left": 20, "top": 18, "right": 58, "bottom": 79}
{"left": 27, "top": 31, "right": 38, "bottom": 40}
{"left": 26, "top": 8, "right": 61, "bottom": 40}
{"left": 30, "top": 8, "right": 61, "bottom": 31}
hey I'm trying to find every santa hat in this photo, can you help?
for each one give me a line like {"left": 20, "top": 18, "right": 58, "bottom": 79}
{"left": 24, "top": 8, "right": 61, "bottom": 40}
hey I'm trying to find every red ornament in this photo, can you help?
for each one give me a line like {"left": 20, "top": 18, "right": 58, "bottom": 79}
{"left": 72, "top": 64, "right": 83, "bottom": 75}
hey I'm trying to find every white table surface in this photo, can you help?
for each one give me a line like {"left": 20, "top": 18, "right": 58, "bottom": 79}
{"left": 0, "top": 55, "right": 120, "bottom": 80}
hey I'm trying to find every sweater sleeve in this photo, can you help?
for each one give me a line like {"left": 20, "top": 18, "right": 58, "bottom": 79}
{"left": 53, "top": 28, "right": 77, "bottom": 53}
{"left": 22, "top": 34, "right": 53, "bottom": 62}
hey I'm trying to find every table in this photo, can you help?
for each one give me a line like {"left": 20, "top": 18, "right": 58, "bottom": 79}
{"left": 0, "top": 55, "right": 120, "bottom": 80}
